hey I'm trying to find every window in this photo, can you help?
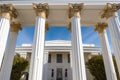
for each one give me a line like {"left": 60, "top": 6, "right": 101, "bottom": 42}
{"left": 48, "top": 54, "right": 51, "bottom": 63}
{"left": 57, "top": 54, "right": 62, "bottom": 63}
{"left": 68, "top": 54, "right": 70, "bottom": 63}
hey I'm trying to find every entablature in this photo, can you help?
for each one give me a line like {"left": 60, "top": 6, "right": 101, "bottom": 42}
{"left": 0, "top": 1, "right": 119, "bottom": 27}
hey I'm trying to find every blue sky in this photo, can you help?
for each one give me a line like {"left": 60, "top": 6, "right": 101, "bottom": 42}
{"left": 16, "top": 26, "right": 111, "bottom": 46}
{"left": 16, "top": 10, "right": 120, "bottom": 52}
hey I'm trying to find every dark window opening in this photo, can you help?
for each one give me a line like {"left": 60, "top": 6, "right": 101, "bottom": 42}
{"left": 68, "top": 54, "right": 70, "bottom": 63}
{"left": 48, "top": 54, "right": 51, "bottom": 63}
{"left": 57, "top": 54, "right": 62, "bottom": 63}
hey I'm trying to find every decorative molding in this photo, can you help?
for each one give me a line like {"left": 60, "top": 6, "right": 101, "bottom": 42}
{"left": 95, "top": 22, "right": 108, "bottom": 33}
{"left": 10, "top": 21, "right": 22, "bottom": 32}
{"left": 33, "top": 3, "right": 49, "bottom": 18}
{"left": 0, "top": 4, "right": 18, "bottom": 19}
{"left": 101, "top": 3, "right": 120, "bottom": 19}
{"left": 68, "top": 3, "right": 84, "bottom": 18}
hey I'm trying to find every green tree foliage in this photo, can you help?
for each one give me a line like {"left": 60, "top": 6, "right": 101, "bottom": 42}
{"left": 10, "top": 54, "right": 29, "bottom": 80}
{"left": 86, "top": 55, "right": 120, "bottom": 80}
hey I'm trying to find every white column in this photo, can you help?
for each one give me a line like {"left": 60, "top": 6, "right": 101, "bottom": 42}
{"left": 108, "top": 16, "right": 120, "bottom": 75}
{"left": 0, "top": 14, "right": 10, "bottom": 69}
{"left": 69, "top": 51, "right": 73, "bottom": 80}
{"left": 0, "top": 4, "right": 16, "bottom": 68}
{"left": 101, "top": 3, "right": 120, "bottom": 75}
{"left": 29, "top": 3, "right": 48, "bottom": 80}
{"left": 69, "top": 3, "right": 86, "bottom": 80}
{"left": 71, "top": 16, "right": 86, "bottom": 80}
{"left": 95, "top": 22, "right": 117, "bottom": 80}
{"left": 29, "top": 16, "right": 45, "bottom": 80}
{"left": 43, "top": 51, "right": 48, "bottom": 80}
{"left": 0, "top": 21, "right": 22, "bottom": 80}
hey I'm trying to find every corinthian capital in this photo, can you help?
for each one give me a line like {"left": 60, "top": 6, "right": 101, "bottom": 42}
{"left": 68, "top": 3, "right": 84, "bottom": 18}
{"left": 0, "top": 4, "right": 18, "bottom": 19}
{"left": 95, "top": 22, "right": 108, "bottom": 33}
{"left": 101, "top": 3, "right": 120, "bottom": 19}
{"left": 33, "top": 3, "right": 49, "bottom": 18}
{"left": 45, "top": 22, "right": 49, "bottom": 32}
{"left": 10, "top": 21, "right": 22, "bottom": 32}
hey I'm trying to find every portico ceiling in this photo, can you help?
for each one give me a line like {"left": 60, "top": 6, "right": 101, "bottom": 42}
{"left": 0, "top": 0, "right": 119, "bottom": 27}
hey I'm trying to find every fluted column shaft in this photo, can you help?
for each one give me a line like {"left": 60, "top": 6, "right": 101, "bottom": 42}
{"left": 71, "top": 16, "right": 86, "bottom": 80}
{"left": 108, "top": 16, "right": 120, "bottom": 75}
{"left": 29, "top": 3, "right": 49, "bottom": 80}
{"left": 29, "top": 16, "right": 45, "bottom": 80}
{"left": 0, "top": 22, "right": 22, "bottom": 80}
{"left": 0, "top": 4, "right": 17, "bottom": 68}
{"left": 95, "top": 22, "right": 117, "bottom": 80}
{"left": 0, "top": 17, "right": 10, "bottom": 68}
{"left": 43, "top": 51, "right": 48, "bottom": 80}
{"left": 69, "top": 3, "right": 86, "bottom": 80}
{"left": 101, "top": 3, "right": 120, "bottom": 75}
{"left": 99, "top": 32, "right": 117, "bottom": 80}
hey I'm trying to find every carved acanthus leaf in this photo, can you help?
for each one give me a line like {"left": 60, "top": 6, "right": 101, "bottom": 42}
{"left": 0, "top": 4, "right": 18, "bottom": 19}
{"left": 68, "top": 3, "right": 83, "bottom": 18}
{"left": 10, "top": 21, "right": 22, "bottom": 32}
{"left": 95, "top": 22, "right": 108, "bottom": 33}
{"left": 101, "top": 3, "right": 120, "bottom": 19}
{"left": 33, "top": 3, "right": 49, "bottom": 18}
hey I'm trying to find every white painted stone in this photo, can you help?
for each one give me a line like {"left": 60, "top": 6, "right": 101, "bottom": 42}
{"left": 99, "top": 30, "right": 117, "bottom": 80}
{"left": 0, "top": 31, "right": 18, "bottom": 80}
{"left": 69, "top": 51, "right": 73, "bottom": 80}
{"left": 108, "top": 16, "right": 120, "bottom": 75}
{"left": 46, "top": 52, "right": 72, "bottom": 80}
{"left": 29, "top": 16, "right": 45, "bottom": 80}
{"left": 0, "top": 17, "right": 10, "bottom": 68}
{"left": 14, "top": 40, "right": 100, "bottom": 80}
{"left": 43, "top": 51, "right": 48, "bottom": 80}
{"left": 71, "top": 16, "right": 86, "bottom": 80}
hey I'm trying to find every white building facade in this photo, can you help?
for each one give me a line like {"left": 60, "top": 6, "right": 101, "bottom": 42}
{"left": 16, "top": 40, "right": 101, "bottom": 80}
{"left": 0, "top": 1, "right": 120, "bottom": 80}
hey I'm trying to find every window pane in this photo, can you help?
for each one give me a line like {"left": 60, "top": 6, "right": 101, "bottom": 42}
{"left": 68, "top": 54, "right": 70, "bottom": 63}
{"left": 48, "top": 54, "right": 51, "bottom": 63}
{"left": 57, "top": 54, "right": 62, "bottom": 63}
